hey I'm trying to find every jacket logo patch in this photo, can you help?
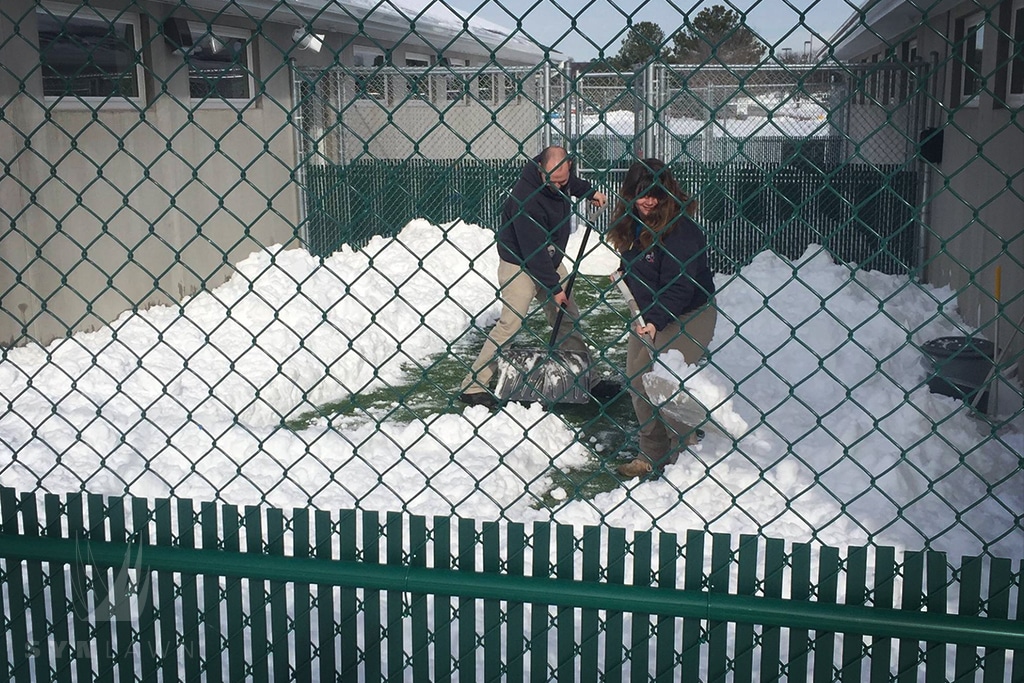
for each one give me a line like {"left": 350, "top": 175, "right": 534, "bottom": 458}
{"left": 645, "top": 253, "right": 655, "bottom": 263}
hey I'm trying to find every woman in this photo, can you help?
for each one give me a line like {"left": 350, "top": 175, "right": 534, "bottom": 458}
{"left": 607, "top": 159, "right": 717, "bottom": 479}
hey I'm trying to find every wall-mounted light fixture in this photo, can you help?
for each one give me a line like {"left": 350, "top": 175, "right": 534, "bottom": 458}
{"left": 292, "top": 27, "right": 325, "bottom": 53}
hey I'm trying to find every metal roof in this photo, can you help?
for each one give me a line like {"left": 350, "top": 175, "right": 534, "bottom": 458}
{"left": 178, "top": 0, "right": 550, "bottom": 63}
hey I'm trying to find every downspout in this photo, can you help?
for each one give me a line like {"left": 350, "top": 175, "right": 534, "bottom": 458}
{"left": 643, "top": 60, "right": 656, "bottom": 158}
{"left": 290, "top": 62, "right": 310, "bottom": 246}
{"left": 917, "top": 50, "right": 942, "bottom": 279}
{"left": 543, "top": 60, "right": 552, "bottom": 148}
{"left": 561, "top": 60, "right": 572, "bottom": 149}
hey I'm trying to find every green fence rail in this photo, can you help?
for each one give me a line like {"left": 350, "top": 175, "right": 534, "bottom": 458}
{"left": 2, "top": 489, "right": 1021, "bottom": 682}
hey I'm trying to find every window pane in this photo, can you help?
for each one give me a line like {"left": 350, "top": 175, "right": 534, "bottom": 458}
{"left": 1012, "top": 7, "right": 1024, "bottom": 95}
{"left": 353, "top": 50, "right": 386, "bottom": 101}
{"left": 353, "top": 50, "right": 383, "bottom": 68}
{"left": 962, "top": 15, "right": 984, "bottom": 99}
{"left": 478, "top": 73, "right": 493, "bottom": 103}
{"left": 446, "top": 74, "right": 466, "bottom": 101}
{"left": 188, "top": 27, "right": 251, "bottom": 100}
{"left": 37, "top": 8, "right": 140, "bottom": 98}
{"left": 405, "top": 55, "right": 430, "bottom": 100}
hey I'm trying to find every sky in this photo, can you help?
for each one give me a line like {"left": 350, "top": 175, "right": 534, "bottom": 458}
{"left": 1, "top": 219, "right": 1021, "bottom": 563}
{"left": 466, "top": 0, "right": 857, "bottom": 62}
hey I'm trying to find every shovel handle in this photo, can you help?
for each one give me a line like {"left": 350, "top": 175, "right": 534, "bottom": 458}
{"left": 549, "top": 217, "right": 596, "bottom": 346}
{"left": 613, "top": 276, "right": 646, "bottom": 328}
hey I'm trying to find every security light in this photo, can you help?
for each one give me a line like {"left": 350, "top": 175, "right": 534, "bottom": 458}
{"left": 293, "top": 27, "right": 324, "bottom": 54}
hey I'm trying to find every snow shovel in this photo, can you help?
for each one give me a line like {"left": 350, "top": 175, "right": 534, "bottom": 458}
{"left": 613, "top": 277, "right": 725, "bottom": 434}
{"left": 494, "top": 220, "right": 596, "bottom": 405}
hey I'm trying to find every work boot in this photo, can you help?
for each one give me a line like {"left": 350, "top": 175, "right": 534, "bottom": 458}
{"left": 457, "top": 391, "right": 497, "bottom": 408}
{"left": 616, "top": 458, "right": 653, "bottom": 479}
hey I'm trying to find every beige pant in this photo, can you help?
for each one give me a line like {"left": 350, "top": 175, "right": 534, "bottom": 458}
{"left": 626, "top": 304, "right": 718, "bottom": 466}
{"left": 461, "top": 259, "right": 588, "bottom": 394}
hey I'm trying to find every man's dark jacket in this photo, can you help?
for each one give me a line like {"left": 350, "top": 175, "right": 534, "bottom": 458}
{"left": 497, "top": 155, "right": 596, "bottom": 295}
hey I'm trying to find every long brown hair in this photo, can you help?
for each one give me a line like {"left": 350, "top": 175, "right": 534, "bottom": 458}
{"left": 606, "top": 159, "right": 696, "bottom": 253}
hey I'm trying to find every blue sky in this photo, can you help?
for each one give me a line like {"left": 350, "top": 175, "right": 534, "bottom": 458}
{"left": 468, "top": 0, "right": 861, "bottom": 61}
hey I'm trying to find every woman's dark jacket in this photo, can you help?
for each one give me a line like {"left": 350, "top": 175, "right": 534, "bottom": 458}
{"left": 621, "top": 213, "right": 715, "bottom": 331}
{"left": 497, "top": 155, "right": 596, "bottom": 294}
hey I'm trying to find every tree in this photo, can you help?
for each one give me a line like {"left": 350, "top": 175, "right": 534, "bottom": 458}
{"left": 609, "top": 21, "right": 666, "bottom": 70}
{"left": 671, "top": 5, "right": 766, "bottom": 65}
{"left": 577, "top": 58, "right": 617, "bottom": 75}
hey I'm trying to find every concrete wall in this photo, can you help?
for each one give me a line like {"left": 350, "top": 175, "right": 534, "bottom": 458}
{"left": 294, "top": 41, "right": 549, "bottom": 163}
{"left": 0, "top": 1, "right": 543, "bottom": 348}
{"left": 0, "top": 0, "right": 300, "bottom": 346}
{"left": 841, "top": 6, "right": 1024, "bottom": 385}
{"left": 335, "top": 93, "right": 545, "bottom": 162}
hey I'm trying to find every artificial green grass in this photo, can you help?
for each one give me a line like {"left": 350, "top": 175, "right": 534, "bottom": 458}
{"left": 287, "top": 275, "right": 642, "bottom": 503}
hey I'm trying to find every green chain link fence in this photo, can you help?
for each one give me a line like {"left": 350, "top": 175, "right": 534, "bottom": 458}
{"left": 1, "top": 0, "right": 1022, "bottom": 679}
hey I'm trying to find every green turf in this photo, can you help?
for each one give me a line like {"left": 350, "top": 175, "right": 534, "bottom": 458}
{"left": 286, "top": 275, "right": 642, "bottom": 503}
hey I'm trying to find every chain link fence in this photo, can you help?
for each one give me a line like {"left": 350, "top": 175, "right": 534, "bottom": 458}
{"left": 1, "top": 0, "right": 1022, "bottom": 678}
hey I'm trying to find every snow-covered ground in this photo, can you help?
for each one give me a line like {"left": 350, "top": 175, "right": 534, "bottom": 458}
{"left": 569, "top": 101, "right": 831, "bottom": 139}
{"left": 1, "top": 219, "right": 1021, "bottom": 560}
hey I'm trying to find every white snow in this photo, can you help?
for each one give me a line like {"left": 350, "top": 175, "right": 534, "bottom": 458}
{"left": 571, "top": 105, "right": 831, "bottom": 139}
{"left": 1, "top": 218, "right": 1021, "bottom": 561}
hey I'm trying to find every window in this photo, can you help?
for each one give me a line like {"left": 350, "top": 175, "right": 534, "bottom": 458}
{"left": 404, "top": 52, "right": 432, "bottom": 102}
{"left": 476, "top": 72, "right": 520, "bottom": 106}
{"left": 503, "top": 74, "right": 519, "bottom": 103}
{"left": 36, "top": 3, "right": 144, "bottom": 104}
{"left": 1008, "top": 0, "right": 1024, "bottom": 107}
{"left": 869, "top": 52, "right": 881, "bottom": 102}
{"left": 957, "top": 11, "right": 986, "bottom": 106}
{"left": 353, "top": 47, "right": 386, "bottom": 102}
{"left": 903, "top": 38, "right": 918, "bottom": 63}
{"left": 442, "top": 58, "right": 470, "bottom": 103}
{"left": 478, "top": 73, "right": 495, "bottom": 103}
{"left": 184, "top": 23, "right": 254, "bottom": 104}
{"left": 898, "top": 39, "right": 918, "bottom": 102}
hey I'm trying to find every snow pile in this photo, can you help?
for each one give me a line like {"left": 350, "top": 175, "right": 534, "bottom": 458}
{"left": 0, "top": 221, "right": 1020, "bottom": 559}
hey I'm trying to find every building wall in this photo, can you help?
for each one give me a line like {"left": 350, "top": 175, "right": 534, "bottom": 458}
{"left": 0, "top": 1, "right": 543, "bottom": 348}
{"left": 922, "top": 6, "right": 1023, "bottom": 381}
{"left": 294, "top": 39, "right": 548, "bottom": 164}
{"left": 334, "top": 93, "right": 545, "bottom": 163}
{"left": 842, "top": 6, "right": 1024, "bottom": 381}
{"left": 0, "top": 0, "right": 300, "bottom": 346}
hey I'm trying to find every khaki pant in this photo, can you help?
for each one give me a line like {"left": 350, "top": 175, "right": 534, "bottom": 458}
{"left": 461, "top": 259, "right": 588, "bottom": 394}
{"left": 626, "top": 303, "right": 718, "bottom": 466}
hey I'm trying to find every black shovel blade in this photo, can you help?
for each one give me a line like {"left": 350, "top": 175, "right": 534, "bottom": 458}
{"left": 494, "top": 349, "right": 592, "bottom": 404}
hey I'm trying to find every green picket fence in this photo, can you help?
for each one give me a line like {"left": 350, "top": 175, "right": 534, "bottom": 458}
{"left": 304, "top": 160, "right": 918, "bottom": 275}
{"left": 2, "top": 489, "right": 1020, "bottom": 682}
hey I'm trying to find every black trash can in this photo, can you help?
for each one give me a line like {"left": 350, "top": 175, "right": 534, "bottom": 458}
{"left": 921, "top": 336, "right": 996, "bottom": 413}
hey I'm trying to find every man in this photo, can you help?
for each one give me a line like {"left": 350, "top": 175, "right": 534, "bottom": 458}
{"left": 458, "top": 146, "right": 608, "bottom": 407}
